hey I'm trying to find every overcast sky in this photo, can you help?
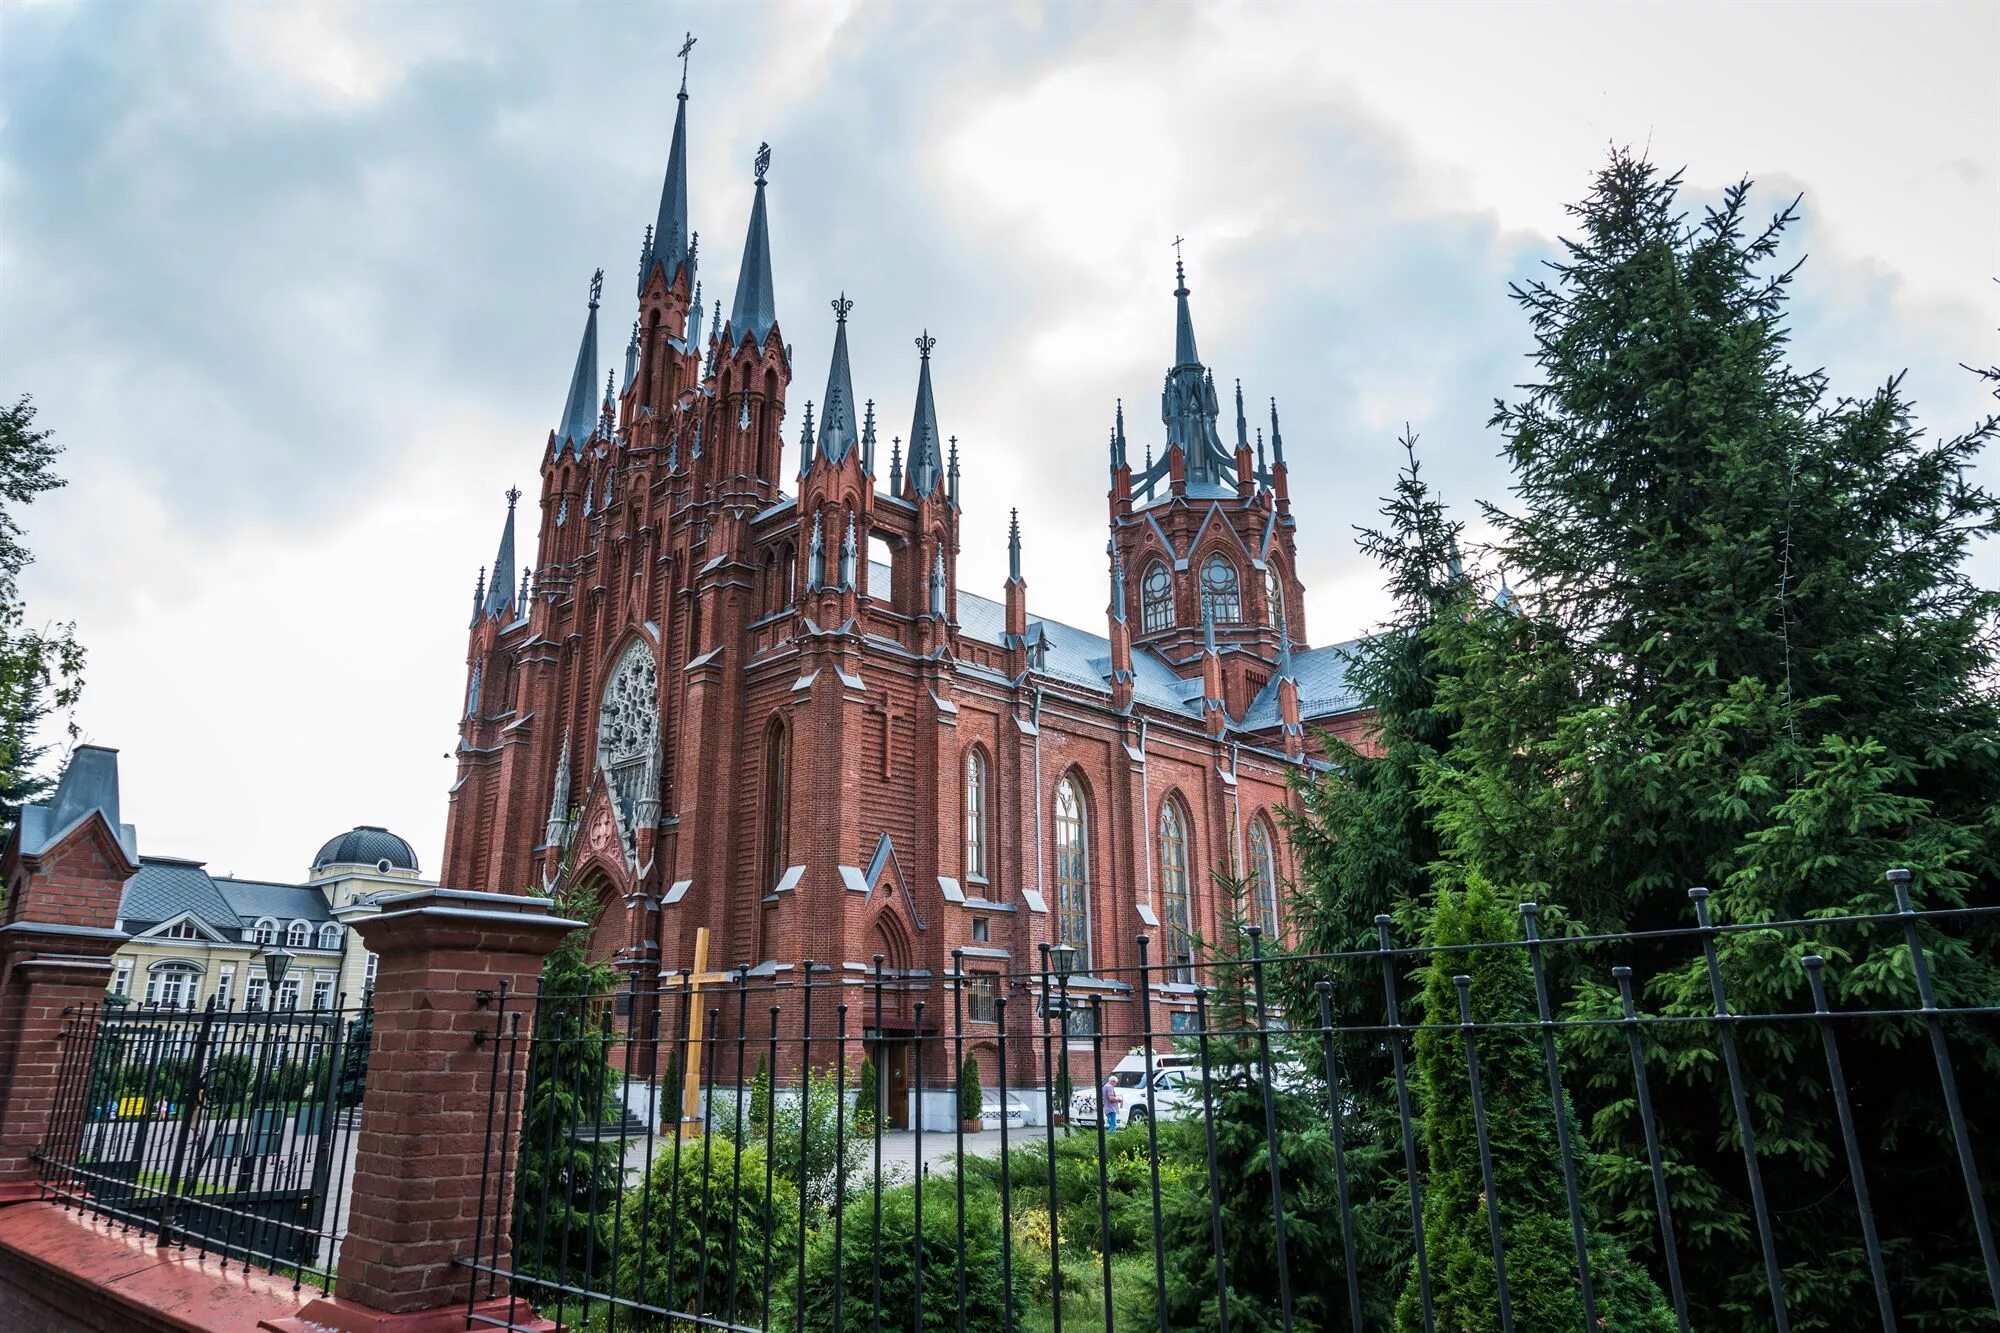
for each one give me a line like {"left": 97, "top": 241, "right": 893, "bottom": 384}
{"left": 2, "top": 0, "right": 1995, "bottom": 883}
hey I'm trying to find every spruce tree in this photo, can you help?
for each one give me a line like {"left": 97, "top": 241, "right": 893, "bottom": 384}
{"left": 1418, "top": 151, "right": 2000, "bottom": 1326}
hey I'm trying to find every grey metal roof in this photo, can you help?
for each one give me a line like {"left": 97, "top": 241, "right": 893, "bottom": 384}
{"left": 119, "top": 858, "right": 241, "bottom": 937}
{"left": 18, "top": 745, "right": 139, "bottom": 865}
{"left": 1240, "top": 640, "right": 1365, "bottom": 729}
{"left": 866, "top": 558, "right": 1360, "bottom": 731}
{"left": 312, "top": 825, "right": 419, "bottom": 873}
{"left": 214, "top": 877, "right": 333, "bottom": 926}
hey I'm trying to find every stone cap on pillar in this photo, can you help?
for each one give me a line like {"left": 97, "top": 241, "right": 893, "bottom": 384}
{"left": 352, "top": 886, "right": 583, "bottom": 959}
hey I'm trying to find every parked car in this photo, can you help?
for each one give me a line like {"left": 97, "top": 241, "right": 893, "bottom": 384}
{"left": 1068, "top": 1051, "right": 1199, "bottom": 1128}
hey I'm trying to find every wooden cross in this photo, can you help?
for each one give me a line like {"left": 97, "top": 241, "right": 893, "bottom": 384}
{"left": 658, "top": 927, "right": 736, "bottom": 1136}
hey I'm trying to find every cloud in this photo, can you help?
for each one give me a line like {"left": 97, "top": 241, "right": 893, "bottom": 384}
{"left": 2, "top": 0, "right": 1994, "bottom": 881}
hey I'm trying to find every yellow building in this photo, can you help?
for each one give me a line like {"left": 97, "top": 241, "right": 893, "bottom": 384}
{"left": 109, "top": 826, "right": 432, "bottom": 1013}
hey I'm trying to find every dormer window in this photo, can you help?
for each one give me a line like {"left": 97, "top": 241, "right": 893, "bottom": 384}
{"left": 253, "top": 918, "right": 279, "bottom": 946}
{"left": 318, "top": 923, "right": 341, "bottom": 951}
{"left": 287, "top": 920, "right": 312, "bottom": 949}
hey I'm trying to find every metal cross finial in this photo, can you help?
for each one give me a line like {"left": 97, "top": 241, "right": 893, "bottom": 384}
{"left": 754, "top": 142, "right": 771, "bottom": 183}
{"left": 1172, "top": 235, "right": 1186, "bottom": 283}
{"left": 505, "top": 486, "right": 522, "bottom": 508}
{"left": 832, "top": 293, "right": 853, "bottom": 324}
{"left": 915, "top": 330, "right": 936, "bottom": 360}
{"left": 677, "top": 32, "right": 696, "bottom": 93}
{"left": 589, "top": 268, "right": 604, "bottom": 307}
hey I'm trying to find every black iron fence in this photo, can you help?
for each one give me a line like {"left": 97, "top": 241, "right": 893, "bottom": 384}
{"left": 462, "top": 876, "right": 2000, "bottom": 1332}
{"left": 33, "top": 992, "right": 372, "bottom": 1293}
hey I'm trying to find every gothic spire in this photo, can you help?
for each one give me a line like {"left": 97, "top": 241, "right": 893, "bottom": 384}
{"left": 727, "top": 143, "right": 778, "bottom": 351}
{"left": 947, "top": 435, "right": 960, "bottom": 508}
{"left": 1234, "top": 378, "right": 1248, "bottom": 451}
{"left": 640, "top": 46, "right": 695, "bottom": 297}
{"left": 483, "top": 488, "right": 521, "bottom": 620}
{"left": 1269, "top": 398, "right": 1287, "bottom": 466}
{"left": 817, "top": 295, "right": 860, "bottom": 464}
{"left": 861, "top": 398, "right": 877, "bottom": 475}
{"left": 1111, "top": 399, "right": 1128, "bottom": 470}
{"left": 905, "top": 332, "right": 943, "bottom": 498}
{"left": 889, "top": 436, "right": 903, "bottom": 494}
{"left": 555, "top": 271, "right": 603, "bottom": 457}
{"left": 1007, "top": 507, "right": 1022, "bottom": 583}
{"left": 622, "top": 321, "right": 639, "bottom": 394}
{"left": 469, "top": 566, "right": 486, "bottom": 628}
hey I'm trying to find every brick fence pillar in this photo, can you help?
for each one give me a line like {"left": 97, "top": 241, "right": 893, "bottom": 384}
{"left": 0, "top": 747, "right": 139, "bottom": 1198}
{"left": 267, "top": 887, "right": 579, "bottom": 1332}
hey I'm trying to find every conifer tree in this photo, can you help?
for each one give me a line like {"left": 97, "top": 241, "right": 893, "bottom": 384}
{"left": 0, "top": 396, "right": 84, "bottom": 842}
{"left": 1417, "top": 150, "right": 2000, "bottom": 1325}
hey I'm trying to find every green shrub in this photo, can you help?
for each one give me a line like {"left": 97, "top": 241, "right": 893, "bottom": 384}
{"left": 778, "top": 1179, "right": 1026, "bottom": 1333}
{"left": 723, "top": 1065, "right": 859, "bottom": 1216}
{"left": 959, "top": 1055, "right": 983, "bottom": 1122}
{"left": 615, "top": 1133, "right": 797, "bottom": 1324}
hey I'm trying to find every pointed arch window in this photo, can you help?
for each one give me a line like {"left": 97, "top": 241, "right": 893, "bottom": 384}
{"left": 1200, "top": 554, "right": 1241, "bottom": 624}
{"left": 1265, "top": 564, "right": 1286, "bottom": 632}
{"left": 1054, "top": 777, "right": 1091, "bottom": 969}
{"left": 1158, "top": 799, "right": 1195, "bottom": 983}
{"left": 964, "top": 749, "right": 989, "bottom": 883}
{"left": 761, "top": 720, "right": 790, "bottom": 892}
{"left": 1141, "top": 561, "right": 1175, "bottom": 634}
{"left": 1247, "top": 816, "right": 1280, "bottom": 938}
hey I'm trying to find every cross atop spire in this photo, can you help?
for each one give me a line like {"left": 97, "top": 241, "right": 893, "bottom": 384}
{"left": 677, "top": 31, "right": 696, "bottom": 93}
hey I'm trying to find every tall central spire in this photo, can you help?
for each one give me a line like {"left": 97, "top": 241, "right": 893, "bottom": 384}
{"left": 555, "top": 270, "right": 602, "bottom": 456}
{"left": 727, "top": 143, "right": 778, "bottom": 350}
{"left": 641, "top": 41, "right": 695, "bottom": 296}
{"left": 1173, "top": 256, "right": 1200, "bottom": 368}
{"left": 818, "top": 295, "right": 859, "bottom": 463}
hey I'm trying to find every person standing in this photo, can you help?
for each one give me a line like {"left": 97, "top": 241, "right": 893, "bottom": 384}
{"left": 1101, "top": 1073, "right": 1119, "bottom": 1131}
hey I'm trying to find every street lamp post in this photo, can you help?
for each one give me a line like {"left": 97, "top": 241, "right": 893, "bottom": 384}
{"left": 238, "top": 946, "right": 295, "bottom": 1194}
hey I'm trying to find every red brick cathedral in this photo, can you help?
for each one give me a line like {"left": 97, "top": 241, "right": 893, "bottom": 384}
{"left": 441, "top": 65, "right": 1369, "bottom": 1055}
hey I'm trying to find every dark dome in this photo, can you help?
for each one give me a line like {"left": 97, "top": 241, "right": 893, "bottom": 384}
{"left": 312, "top": 825, "right": 419, "bottom": 873}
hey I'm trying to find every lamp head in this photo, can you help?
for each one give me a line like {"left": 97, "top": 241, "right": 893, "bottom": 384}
{"left": 1050, "top": 942, "right": 1077, "bottom": 982}
{"left": 262, "top": 947, "right": 295, "bottom": 990}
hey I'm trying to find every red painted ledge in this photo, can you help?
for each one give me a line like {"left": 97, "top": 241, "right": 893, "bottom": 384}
{"left": 0, "top": 1199, "right": 313, "bottom": 1332}
{"left": 263, "top": 1294, "right": 557, "bottom": 1332}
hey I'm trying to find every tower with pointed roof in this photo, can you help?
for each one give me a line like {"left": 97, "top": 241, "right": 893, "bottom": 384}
{"left": 440, "top": 49, "right": 1368, "bottom": 1101}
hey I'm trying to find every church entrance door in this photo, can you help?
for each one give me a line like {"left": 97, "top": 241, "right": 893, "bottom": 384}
{"left": 882, "top": 1041, "right": 912, "bottom": 1130}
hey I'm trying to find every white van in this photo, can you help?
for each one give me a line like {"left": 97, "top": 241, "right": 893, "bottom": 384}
{"left": 1069, "top": 1051, "right": 1199, "bottom": 1128}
